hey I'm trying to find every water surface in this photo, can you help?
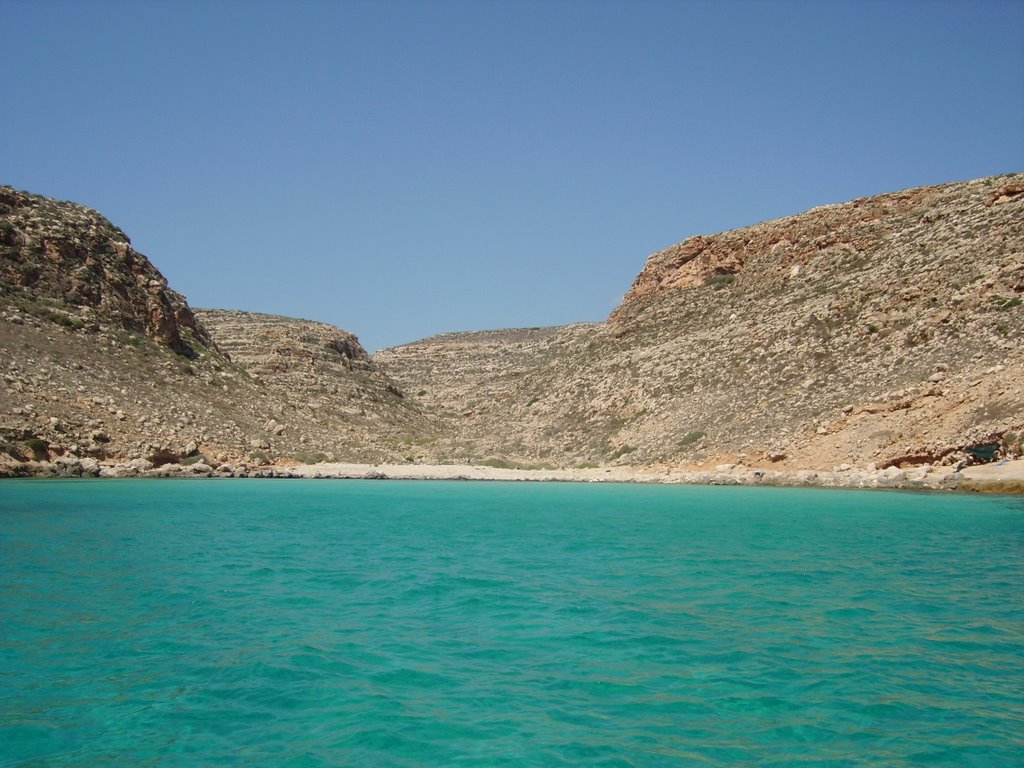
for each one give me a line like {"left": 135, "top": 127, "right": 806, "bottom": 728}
{"left": 1, "top": 480, "right": 1022, "bottom": 766}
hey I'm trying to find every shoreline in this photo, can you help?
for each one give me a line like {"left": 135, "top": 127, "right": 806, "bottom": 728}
{"left": 3, "top": 457, "right": 1023, "bottom": 494}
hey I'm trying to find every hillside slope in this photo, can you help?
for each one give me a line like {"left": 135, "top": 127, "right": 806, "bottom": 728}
{"left": 195, "top": 309, "right": 432, "bottom": 457}
{"left": 0, "top": 187, "right": 211, "bottom": 357}
{"left": 2, "top": 174, "right": 1021, "bottom": 477}
{"left": 0, "top": 188, "right": 424, "bottom": 471}
{"left": 375, "top": 324, "right": 598, "bottom": 465}
{"left": 379, "top": 173, "right": 1024, "bottom": 470}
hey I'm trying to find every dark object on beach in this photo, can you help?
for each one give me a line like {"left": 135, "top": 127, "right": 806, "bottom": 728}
{"left": 966, "top": 443, "right": 999, "bottom": 463}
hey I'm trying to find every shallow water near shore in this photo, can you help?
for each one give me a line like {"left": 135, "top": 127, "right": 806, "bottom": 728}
{"left": 2, "top": 479, "right": 1022, "bottom": 767}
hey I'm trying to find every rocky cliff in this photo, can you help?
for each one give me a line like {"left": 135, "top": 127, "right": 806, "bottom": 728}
{"left": 0, "top": 190, "right": 427, "bottom": 472}
{"left": 2, "top": 174, "right": 1022, "bottom": 478}
{"left": 375, "top": 325, "right": 598, "bottom": 465}
{"left": 614, "top": 175, "right": 1024, "bottom": 318}
{"left": 195, "top": 309, "right": 431, "bottom": 455}
{"left": 0, "top": 186, "right": 211, "bottom": 357}
{"left": 379, "top": 173, "right": 1024, "bottom": 471}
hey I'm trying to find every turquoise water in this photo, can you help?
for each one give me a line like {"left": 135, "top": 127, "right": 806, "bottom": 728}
{"left": 1, "top": 480, "right": 1023, "bottom": 767}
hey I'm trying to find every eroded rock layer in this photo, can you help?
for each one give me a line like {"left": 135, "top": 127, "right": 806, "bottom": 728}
{"left": 2, "top": 173, "right": 1022, "bottom": 478}
{"left": 0, "top": 190, "right": 429, "bottom": 471}
{"left": 380, "top": 173, "right": 1024, "bottom": 471}
{"left": 0, "top": 186, "right": 211, "bottom": 357}
{"left": 195, "top": 309, "right": 429, "bottom": 449}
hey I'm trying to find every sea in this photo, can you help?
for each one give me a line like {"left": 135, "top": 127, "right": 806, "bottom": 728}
{"left": 1, "top": 479, "right": 1022, "bottom": 767}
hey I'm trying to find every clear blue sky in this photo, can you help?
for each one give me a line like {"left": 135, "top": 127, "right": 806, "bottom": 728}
{"left": 2, "top": 0, "right": 1022, "bottom": 351}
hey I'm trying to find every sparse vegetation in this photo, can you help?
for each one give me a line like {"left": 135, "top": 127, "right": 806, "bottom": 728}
{"left": 24, "top": 437, "right": 49, "bottom": 459}
{"left": 480, "top": 457, "right": 515, "bottom": 469}
{"left": 2, "top": 175, "right": 1023, "bottom": 479}
{"left": 46, "top": 311, "right": 86, "bottom": 330}
{"left": 678, "top": 430, "right": 706, "bottom": 447}
{"left": 706, "top": 273, "right": 737, "bottom": 289}
{"left": 293, "top": 452, "right": 330, "bottom": 464}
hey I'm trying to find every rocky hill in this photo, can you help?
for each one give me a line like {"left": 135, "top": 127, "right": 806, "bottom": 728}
{"left": 194, "top": 309, "right": 431, "bottom": 456}
{"left": 2, "top": 174, "right": 1022, "bottom": 478}
{"left": 0, "top": 187, "right": 211, "bottom": 357}
{"left": 0, "top": 188, "right": 426, "bottom": 472}
{"left": 374, "top": 325, "right": 603, "bottom": 466}
{"left": 379, "top": 173, "right": 1024, "bottom": 471}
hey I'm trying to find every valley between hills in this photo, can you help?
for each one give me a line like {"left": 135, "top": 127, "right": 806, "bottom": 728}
{"left": 1, "top": 174, "right": 1022, "bottom": 490}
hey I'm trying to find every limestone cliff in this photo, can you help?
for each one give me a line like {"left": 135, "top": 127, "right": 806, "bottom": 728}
{"left": 380, "top": 173, "right": 1024, "bottom": 471}
{"left": 614, "top": 175, "right": 1024, "bottom": 318}
{"left": 195, "top": 309, "right": 430, "bottom": 449}
{"left": 0, "top": 186, "right": 211, "bottom": 357}
{"left": 0, "top": 188, "right": 428, "bottom": 471}
{"left": 2, "top": 174, "right": 1022, "bottom": 477}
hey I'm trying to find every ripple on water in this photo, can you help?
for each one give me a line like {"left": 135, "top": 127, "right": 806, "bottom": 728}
{"left": 0, "top": 480, "right": 1022, "bottom": 767}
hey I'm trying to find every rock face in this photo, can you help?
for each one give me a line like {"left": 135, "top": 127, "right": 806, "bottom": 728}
{"left": 2, "top": 173, "right": 1022, "bottom": 478}
{"left": 0, "top": 188, "right": 428, "bottom": 472}
{"left": 380, "top": 173, "right": 1024, "bottom": 471}
{"left": 0, "top": 305, "right": 428, "bottom": 470}
{"left": 375, "top": 325, "right": 598, "bottom": 465}
{"left": 197, "top": 310, "right": 372, "bottom": 379}
{"left": 0, "top": 186, "right": 211, "bottom": 357}
{"left": 614, "top": 174, "right": 1024, "bottom": 319}
{"left": 195, "top": 309, "right": 428, "bottom": 448}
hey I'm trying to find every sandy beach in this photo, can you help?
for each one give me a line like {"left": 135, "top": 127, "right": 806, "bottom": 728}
{"left": 5, "top": 456, "right": 1022, "bottom": 494}
{"left": 275, "top": 458, "right": 1024, "bottom": 493}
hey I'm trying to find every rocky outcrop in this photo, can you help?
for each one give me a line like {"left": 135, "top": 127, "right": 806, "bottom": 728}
{"left": 0, "top": 190, "right": 431, "bottom": 471}
{"left": 196, "top": 309, "right": 425, "bottom": 441}
{"left": 197, "top": 309, "right": 372, "bottom": 377}
{"left": 381, "top": 173, "right": 1024, "bottom": 471}
{"left": 0, "top": 304, "right": 430, "bottom": 470}
{"left": 2, "top": 174, "right": 1022, "bottom": 482}
{"left": 0, "top": 186, "right": 211, "bottom": 357}
{"left": 614, "top": 173, "right": 1024, "bottom": 320}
